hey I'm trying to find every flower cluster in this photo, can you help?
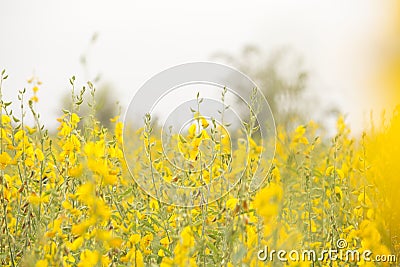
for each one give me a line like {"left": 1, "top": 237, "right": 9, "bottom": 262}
{"left": 0, "top": 71, "right": 397, "bottom": 266}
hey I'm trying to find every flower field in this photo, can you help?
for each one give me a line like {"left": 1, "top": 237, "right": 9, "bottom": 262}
{"left": 0, "top": 70, "right": 399, "bottom": 267}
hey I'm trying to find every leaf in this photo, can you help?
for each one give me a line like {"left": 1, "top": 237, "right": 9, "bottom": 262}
{"left": 207, "top": 241, "right": 219, "bottom": 258}
{"left": 69, "top": 76, "right": 75, "bottom": 85}
{"left": 179, "top": 135, "right": 187, "bottom": 143}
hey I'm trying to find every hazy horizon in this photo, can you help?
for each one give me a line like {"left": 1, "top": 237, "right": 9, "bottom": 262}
{"left": 0, "top": 0, "right": 393, "bottom": 133}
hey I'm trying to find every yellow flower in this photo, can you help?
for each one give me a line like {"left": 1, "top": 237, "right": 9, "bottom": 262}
{"left": 334, "top": 186, "right": 343, "bottom": 200}
{"left": 36, "top": 259, "right": 48, "bottom": 267}
{"left": 62, "top": 200, "right": 73, "bottom": 210}
{"left": 187, "top": 124, "right": 196, "bottom": 139}
{"left": 104, "top": 174, "right": 117, "bottom": 185}
{"left": 129, "top": 233, "right": 141, "bottom": 245}
{"left": 108, "top": 237, "right": 123, "bottom": 248}
{"left": 28, "top": 192, "right": 49, "bottom": 206}
{"left": 64, "top": 254, "right": 76, "bottom": 264}
{"left": 158, "top": 249, "right": 165, "bottom": 257}
{"left": 71, "top": 221, "right": 90, "bottom": 236}
{"left": 254, "top": 182, "right": 283, "bottom": 220}
{"left": 71, "top": 113, "right": 80, "bottom": 127}
{"left": 325, "top": 166, "right": 334, "bottom": 176}
{"left": 201, "top": 117, "right": 209, "bottom": 128}
{"left": 67, "top": 236, "right": 84, "bottom": 251}
{"left": 76, "top": 183, "right": 94, "bottom": 203}
{"left": 101, "top": 255, "right": 111, "bottom": 267}
{"left": 160, "top": 236, "right": 170, "bottom": 246}
{"left": 25, "top": 125, "right": 37, "bottom": 134}
{"left": 109, "top": 115, "right": 119, "bottom": 123}
{"left": 30, "top": 95, "right": 39, "bottom": 103}
{"left": 1, "top": 114, "right": 11, "bottom": 124}
{"left": 25, "top": 157, "right": 34, "bottom": 167}
{"left": 325, "top": 166, "right": 344, "bottom": 179}
{"left": 180, "top": 226, "right": 194, "bottom": 248}
{"left": 0, "top": 151, "right": 11, "bottom": 169}
{"left": 226, "top": 198, "right": 238, "bottom": 210}
{"left": 34, "top": 148, "right": 45, "bottom": 161}
{"left": 78, "top": 249, "right": 99, "bottom": 267}
{"left": 96, "top": 229, "right": 111, "bottom": 241}
{"left": 336, "top": 168, "right": 344, "bottom": 179}
{"left": 68, "top": 164, "right": 83, "bottom": 177}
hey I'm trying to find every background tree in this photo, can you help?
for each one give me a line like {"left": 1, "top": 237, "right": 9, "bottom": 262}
{"left": 213, "top": 45, "right": 339, "bottom": 131}
{"left": 60, "top": 33, "right": 119, "bottom": 129}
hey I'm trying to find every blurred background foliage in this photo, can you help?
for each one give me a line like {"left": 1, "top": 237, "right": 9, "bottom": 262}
{"left": 61, "top": 34, "right": 120, "bottom": 130}
{"left": 213, "top": 45, "right": 339, "bottom": 132}
{"left": 68, "top": 37, "right": 340, "bottom": 135}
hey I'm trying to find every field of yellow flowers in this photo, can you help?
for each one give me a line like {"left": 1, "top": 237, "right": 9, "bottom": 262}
{"left": 0, "top": 69, "right": 399, "bottom": 267}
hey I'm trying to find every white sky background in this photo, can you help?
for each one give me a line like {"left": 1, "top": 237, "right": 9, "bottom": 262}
{"left": 0, "top": 1, "right": 392, "bottom": 132}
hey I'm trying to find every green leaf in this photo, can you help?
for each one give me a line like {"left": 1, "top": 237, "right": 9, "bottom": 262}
{"left": 179, "top": 135, "right": 187, "bottom": 143}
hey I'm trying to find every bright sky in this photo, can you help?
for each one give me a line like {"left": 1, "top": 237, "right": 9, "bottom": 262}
{"left": 0, "top": 0, "right": 392, "bottom": 131}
